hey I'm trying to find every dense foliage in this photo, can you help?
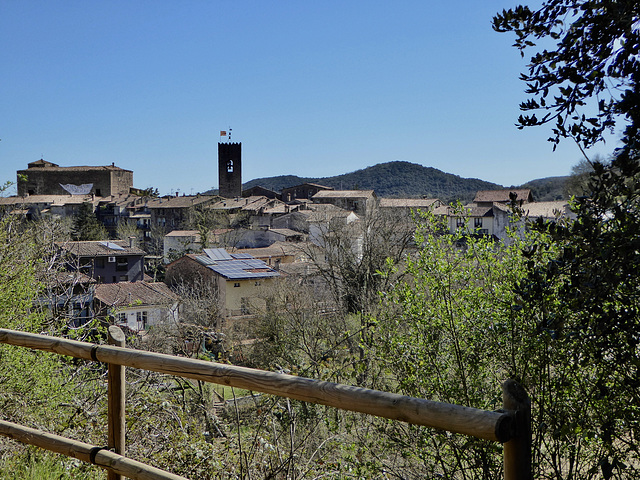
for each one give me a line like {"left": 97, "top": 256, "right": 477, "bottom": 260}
{"left": 71, "top": 202, "right": 108, "bottom": 241}
{"left": 238, "top": 161, "right": 503, "bottom": 201}
{"left": 495, "top": 1, "right": 640, "bottom": 477}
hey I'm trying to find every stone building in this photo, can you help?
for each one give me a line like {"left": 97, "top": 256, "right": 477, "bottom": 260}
{"left": 17, "top": 159, "right": 133, "bottom": 197}
{"left": 218, "top": 143, "right": 242, "bottom": 198}
{"left": 281, "top": 183, "right": 333, "bottom": 202}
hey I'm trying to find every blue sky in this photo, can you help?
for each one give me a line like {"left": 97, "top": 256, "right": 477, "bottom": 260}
{"left": 1, "top": 1, "right": 615, "bottom": 196}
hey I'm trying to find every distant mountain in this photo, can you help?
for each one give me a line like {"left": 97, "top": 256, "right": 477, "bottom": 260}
{"left": 205, "top": 161, "right": 570, "bottom": 203}
{"left": 239, "top": 161, "right": 502, "bottom": 203}
{"left": 516, "top": 176, "right": 569, "bottom": 201}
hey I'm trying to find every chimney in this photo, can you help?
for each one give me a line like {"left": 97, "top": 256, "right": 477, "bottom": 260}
{"left": 129, "top": 236, "right": 135, "bottom": 248}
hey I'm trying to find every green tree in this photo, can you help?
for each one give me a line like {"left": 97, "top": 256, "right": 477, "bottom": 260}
{"left": 115, "top": 220, "right": 140, "bottom": 246}
{"left": 492, "top": 1, "right": 639, "bottom": 151}
{"left": 495, "top": 1, "right": 640, "bottom": 477}
{"left": 563, "top": 156, "right": 607, "bottom": 198}
{"left": 71, "top": 202, "right": 107, "bottom": 241}
{"left": 366, "top": 210, "right": 637, "bottom": 479}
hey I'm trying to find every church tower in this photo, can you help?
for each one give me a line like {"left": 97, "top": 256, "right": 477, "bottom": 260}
{"left": 218, "top": 142, "right": 242, "bottom": 198}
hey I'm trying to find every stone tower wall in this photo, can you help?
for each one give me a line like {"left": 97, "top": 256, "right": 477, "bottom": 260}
{"left": 218, "top": 142, "right": 242, "bottom": 198}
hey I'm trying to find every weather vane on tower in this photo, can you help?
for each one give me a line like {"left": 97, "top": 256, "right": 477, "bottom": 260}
{"left": 219, "top": 127, "right": 232, "bottom": 142}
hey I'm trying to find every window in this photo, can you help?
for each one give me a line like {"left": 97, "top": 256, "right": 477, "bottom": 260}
{"left": 136, "top": 311, "right": 148, "bottom": 329}
{"left": 456, "top": 217, "right": 465, "bottom": 227}
{"left": 227, "top": 160, "right": 234, "bottom": 173}
{"left": 116, "top": 257, "right": 128, "bottom": 271}
{"left": 234, "top": 282, "right": 240, "bottom": 288}
{"left": 474, "top": 218, "right": 483, "bottom": 228}
{"left": 116, "top": 313, "right": 126, "bottom": 324}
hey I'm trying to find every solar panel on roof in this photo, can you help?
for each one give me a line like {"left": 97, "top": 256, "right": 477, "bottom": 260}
{"left": 209, "top": 260, "right": 279, "bottom": 279}
{"left": 195, "top": 255, "right": 216, "bottom": 266}
{"left": 230, "top": 253, "right": 254, "bottom": 259}
{"left": 204, "top": 248, "right": 233, "bottom": 261}
{"left": 99, "top": 241, "right": 125, "bottom": 251}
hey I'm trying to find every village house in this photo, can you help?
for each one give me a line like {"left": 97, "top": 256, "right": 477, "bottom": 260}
{"left": 231, "top": 240, "right": 312, "bottom": 270}
{"left": 36, "top": 271, "right": 96, "bottom": 327}
{"left": 435, "top": 194, "right": 576, "bottom": 243}
{"left": 58, "top": 239, "right": 146, "bottom": 284}
{"left": 146, "top": 195, "right": 219, "bottom": 232}
{"left": 520, "top": 201, "right": 576, "bottom": 221}
{"left": 163, "top": 229, "right": 233, "bottom": 263}
{"left": 0, "top": 194, "right": 102, "bottom": 220}
{"left": 311, "top": 190, "right": 378, "bottom": 217}
{"left": 281, "top": 183, "right": 333, "bottom": 202}
{"left": 94, "top": 193, "right": 152, "bottom": 239}
{"left": 221, "top": 226, "right": 306, "bottom": 250}
{"left": 473, "top": 189, "right": 533, "bottom": 207}
{"left": 271, "top": 203, "right": 359, "bottom": 247}
{"left": 378, "top": 198, "right": 442, "bottom": 220}
{"left": 165, "top": 248, "right": 279, "bottom": 321}
{"left": 242, "top": 185, "right": 281, "bottom": 200}
{"left": 207, "top": 195, "right": 285, "bottom": 228}
{"left": 94, "top": 281, "right": 179, "bottom": 333}
{"left": 435, "top": 203, "right": 512, "bottom": 241}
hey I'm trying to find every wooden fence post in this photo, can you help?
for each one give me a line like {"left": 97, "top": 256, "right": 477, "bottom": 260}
{"left": 107, "top": 326, "right": 126, "bottom": 480}
{"left": 503, "top": 379, "right": 531, "bottom": 480}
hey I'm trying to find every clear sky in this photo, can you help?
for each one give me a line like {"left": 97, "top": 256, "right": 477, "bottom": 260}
{"left": 1, "top": 1, "right": 615, "bottom": 196}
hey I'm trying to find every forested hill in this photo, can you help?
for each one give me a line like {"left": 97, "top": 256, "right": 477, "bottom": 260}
{"left": 205, "top": 161, "right": 568, "bottom": 202}
{"left": 241, "top": 161, "right": 502, "bottom": 203}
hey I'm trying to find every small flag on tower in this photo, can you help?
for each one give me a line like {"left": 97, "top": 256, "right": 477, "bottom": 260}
{"left": 220, "top": 130, "right": 227, "bottom": 137}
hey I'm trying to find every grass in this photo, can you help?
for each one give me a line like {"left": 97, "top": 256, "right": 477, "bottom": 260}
{"left": 0, "top": 449, "right": 102, "bottom": 480}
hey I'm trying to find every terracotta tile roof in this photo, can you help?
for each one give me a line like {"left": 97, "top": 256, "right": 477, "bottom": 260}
{"left": 473, "top": 189, "right": 532, "bottom": 203}
{"left": 268, "top": 228, "right": 303, "bottom": 237}
{"left": 95, "top": 281, "right": 178, "bottom": 308}
{"left": 379, "top": 198, "right": 440, "bottom": 208}
{"left": 20, "top": 164, "right": 132, "bottom": 173}
{"left": 209, "top": 196, "right": 281, "bottom": 212}
{"left": 0, "top": 195, "right": 101, "bottom": 206}
{"left": 435, "top": 205, "right": 495, "bottom": 217}
{"left": 312, "top": 190, "right": 376, "bottom": 199}
{"left": 282, "top": 183, "right": 334, "bottom": 192}
{"left": 146, "top": 195, "right": 217, "bottom": 209}
{"left": 39, "top": 270, "right": 96, "bottom": 286}
{"left": 303, "top": 204, "right": 357, "bottom": 222}
{"left": 165, "top": 230, "right": 199, "bottom": 237}
{"left": 234, "top": 241, "right": 303, "bottom": 258}
{"left": 163, "top": 229, "right": 232, "bottom": 242}
{"left": 521, "top": 201, "right": 574, "bottom": 219}
{"left": 58, "top": 240, "right": 146, "bottom": 257}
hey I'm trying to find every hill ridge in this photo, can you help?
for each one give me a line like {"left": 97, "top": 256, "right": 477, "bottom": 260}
{"left": 206, "top": 161, "right": 567, "bottom": 203}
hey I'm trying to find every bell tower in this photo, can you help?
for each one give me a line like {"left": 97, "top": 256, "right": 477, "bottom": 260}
{"left": 218, "top": 142, "right": 242, "bottom": 198}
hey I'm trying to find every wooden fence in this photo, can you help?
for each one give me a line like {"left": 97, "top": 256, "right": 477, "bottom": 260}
{"left": 0, "top": 327, "right": 531, "bottom": 479}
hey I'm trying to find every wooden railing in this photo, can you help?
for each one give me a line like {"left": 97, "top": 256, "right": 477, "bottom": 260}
{"left": 0, "top": 327, "right": 531, "bottom": 479}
